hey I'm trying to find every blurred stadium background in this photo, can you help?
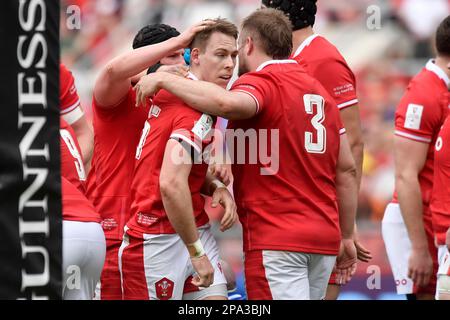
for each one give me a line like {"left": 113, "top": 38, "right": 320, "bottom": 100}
{"left": 60, "top": 0, "right": 450, "bottom": 300}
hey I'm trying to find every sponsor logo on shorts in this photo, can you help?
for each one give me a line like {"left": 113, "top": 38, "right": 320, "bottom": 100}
{"left": 155, "top": 277, "right": 174, "bottom": 300}
{"left": 395, "top": 278, "right": 408, "bottom": 286}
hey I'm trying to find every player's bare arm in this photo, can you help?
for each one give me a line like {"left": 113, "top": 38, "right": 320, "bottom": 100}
{"left": 160, "top": 139, "right": 214, "bottom": 288}
{"left": 135, "top": 72, "right": 258, "bottom": 120}
{"left": 70, "top": 114, "right": 93, "bottom": 173}
{"left": 338, "top": 105, "right": 371, "bottom": 263}
{"left": 394, "top": 136, "right": 433, "bottom": 287}
{"left": 339, "top": 105, "right": 364, "bottom": 188}
{"left": 335, "top": 133, "right": 358, "bottom": 284}
{"left": 336, "top": 134, "right": 357, "bottom": 240}
{"left": 94, "top": 20, "right": 214, "bottom": 107}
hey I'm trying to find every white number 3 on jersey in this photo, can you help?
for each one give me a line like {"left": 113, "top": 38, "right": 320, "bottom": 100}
{"left": 303, "top": 94, "right": 326, "bottom": 154}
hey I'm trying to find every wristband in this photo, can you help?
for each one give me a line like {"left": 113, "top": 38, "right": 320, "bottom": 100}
{"left": 187, "top": 239, "right": 206, "bottom": 258}
{"left": 211, "top": 179, "right": 226, "bottom": 191}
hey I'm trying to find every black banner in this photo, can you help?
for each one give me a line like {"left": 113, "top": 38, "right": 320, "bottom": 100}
{"left": 0, "top": 0, "right": 61, "bottom": 299}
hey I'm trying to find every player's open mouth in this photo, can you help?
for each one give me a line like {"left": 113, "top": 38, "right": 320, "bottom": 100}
{"left": 220, "top": 75, "right": 232, "bottom": 80}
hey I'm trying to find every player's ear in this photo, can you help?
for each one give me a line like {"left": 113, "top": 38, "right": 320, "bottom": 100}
{"left": 190, "top": 48, "right": 201, "bottom": 66}
{"left": 246, "top": 36, "right": 254, "bottom": 56}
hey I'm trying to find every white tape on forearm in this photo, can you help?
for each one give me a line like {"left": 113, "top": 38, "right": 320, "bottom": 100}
{"left": 187, "top": 239, "right": 206, "bottom": 258}
{"left": 211, "top": 179, "right": 226, "bottom": 190}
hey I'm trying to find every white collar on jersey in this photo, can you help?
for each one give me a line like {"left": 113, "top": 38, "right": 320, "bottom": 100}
{"left": 292, "top": 34, "right": 320, "bottom": 58}
{"left": 256, "top": 59, "right": 298, "bottom": 72}
{"left": 426, "top": 59, "right": 450, "bottom": 87}
{"left": 187, "top": 71, "right": 199, "bottom": 81}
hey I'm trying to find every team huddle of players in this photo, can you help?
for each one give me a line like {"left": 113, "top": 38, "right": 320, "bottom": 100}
{"left": 59, "top": 0, "right": 450, "bottom": 301}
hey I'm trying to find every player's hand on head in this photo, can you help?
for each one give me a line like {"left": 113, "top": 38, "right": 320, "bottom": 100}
{"left": 190, "top": 255, "right": 215, "bottom": 288}
{"left": 134, "top": 74, "right": 161, "bottom": 107}
{"left": 211, "top": 186, "right": 237, "bottom": 232}
{"left": 177, "top": 20, "right": 216, "bottom": 48}
{"left": 407, "top": 247, "right": 433, "bottom": 287}
{"left": 157, "top": 64, "right": 189, "bottom": 78}
{"left": 335, "top": 238, "right": 357, "bottom": 285}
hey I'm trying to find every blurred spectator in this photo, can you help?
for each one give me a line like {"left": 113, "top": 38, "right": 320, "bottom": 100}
{"left": 395, "top": 0, "right": 450, "bottom": 57}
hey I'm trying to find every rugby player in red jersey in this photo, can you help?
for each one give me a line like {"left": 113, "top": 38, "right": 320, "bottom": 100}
{"left": 60, "top": 63, "right": 93, "bottom": 172}
{"left": 119, "top": 19, "right": 239, "bottom": 300}
{"left": 85, "top": 22, "right": 221, "bottom": 299}
{"left": 135, "top": 8, "right": 358, "bottom": 300}
{"left": 382, "top": 16, "right": 450, "bottom": 299}
{"left": 261, "top": 0, "right": 371, "bottom": 299}
{"left": 431, "top": 115, "right": 450, "bottom": 300}
{"left": 60, "top": 119, "right": 105, "bottom": 300}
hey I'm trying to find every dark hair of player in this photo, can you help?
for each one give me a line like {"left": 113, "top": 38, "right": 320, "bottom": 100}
{"left": 262, "top": 0, "right": 317, "bottom": 31}
{"left": 436, "top": 15, "right": 450, "bottom": 57}
{"left": 189, "top": 18, "right": 238, "bottom": 51}
{"left": 241, "top": 8, "right": 293, "bottom": 60}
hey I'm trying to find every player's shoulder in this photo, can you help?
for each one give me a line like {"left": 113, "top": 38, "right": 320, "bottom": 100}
{"left": 59, "top": 63, "right": 70, "bottom": 76}
{"left": 238, "top": 60, "right": 305, "bottom": 82}
{"left": 59, "top": 63, "right": 74, "bottom": 87}
{"left": 401, "top": 69, "right": 444, "bottom": 107}
{"left": 302, "top": 36, "right": 347, "bottom": 63}
{"left": 155, "top": 89, "right": 204, "bottom": 119}
{"left": 92, "top": 86, "right": 134, "bottom": 112}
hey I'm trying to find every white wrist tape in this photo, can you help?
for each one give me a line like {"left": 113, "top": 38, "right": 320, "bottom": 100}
{"left": 211, "top": 179, "right": 226, "bottom": 190}
{"left": 187, "top": 239, "right": 206, "bottom": 258}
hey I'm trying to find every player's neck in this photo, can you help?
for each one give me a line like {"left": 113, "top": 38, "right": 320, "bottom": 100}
{"left": 435, "top": 56, "right": 450, "bottom": 80}
{"left": 250, "top": 52, "right": 275, "bottom": 71}
{"left": 292, "top": 27, "right": 314, "bottom": 55}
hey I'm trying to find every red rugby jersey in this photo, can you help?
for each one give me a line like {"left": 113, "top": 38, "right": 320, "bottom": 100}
{"left": 392, "top": 60, "right": 450, "bottom": 210}
{"left": 60, "top": 118, "right": 86, "bottom": 191}
{"left": 431, "top": 116, "right": 450, "bottom": 245}
{"left": 60, "top": 119, "right": 99, "bottom": 223}
{"left": 62, "top": 176, "right": 100, "bottom": 223}
{"left": 60, "top": 63, "right": 84, "bottom": 124}
{"left": 126, "top": 87, "right": 215, "bottom": 236}
{"left": 85, "top": 88, "right": 150, "bottom": 240}
{"left": 228, "top": 60, "right": 346, "bottom": 255}
{"left": 291, "top": 34, "right": 358, "bottom": 110}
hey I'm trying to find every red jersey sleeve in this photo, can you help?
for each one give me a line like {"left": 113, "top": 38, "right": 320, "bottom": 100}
{"left": 59, "top": 64, "right": 83, "bottom": 124}
{"left": 315, "top": 59, "right": 358, "bottom": 110}
{"left": 60, "top": 118, "right": 86, "bottom": 192}
{"left": 170, "top": 108, "right": 216, "bottom": 155}
{"left": 395, "top": 90, "right": 442, "bottom": 144}
{"left": 230, "top": 73, "right": 272, "bottom": 115}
